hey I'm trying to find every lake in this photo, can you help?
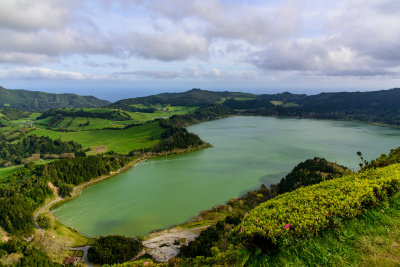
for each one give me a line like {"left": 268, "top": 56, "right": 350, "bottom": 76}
{"left": 51, "top": 116, "right": 400, "bottom": 237}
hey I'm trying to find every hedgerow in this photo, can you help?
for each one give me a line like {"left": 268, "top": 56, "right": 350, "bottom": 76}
{"left": 236, "top": 163, "right": 400, "bottom": 247}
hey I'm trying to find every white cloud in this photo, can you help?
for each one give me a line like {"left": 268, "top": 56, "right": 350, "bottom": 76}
{"left": 120, "top": 32, "right": 209, "bottom": 61}
{"left": 0, "top": 52, "right": 57, "bottom": 65}
{"left": 0, "top": 67, "right": 106, "bottom": 80}
{"left": 150, "top": 0, "right": 301, "bottom": 44}
{"left": 0, "top": 0, "right": 72, "bottom": 31}
{"left": 248, "top": 0, "right": 400, "bottom": 77}
{"left": 0, "top": 0, "right": 399, "bottom": 82}
{"left": 116, "top": 70, "right": 182, "bottom": 79}
{"left": 114, "top": 66, "right": 257, "bottom": 80}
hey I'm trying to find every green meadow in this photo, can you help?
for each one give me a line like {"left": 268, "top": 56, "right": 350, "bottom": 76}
{"left": 30, "top": 121, "right": 164, "bottom": 154}
{"left": 34, "top": 106, "right": 197, "bottom": 131}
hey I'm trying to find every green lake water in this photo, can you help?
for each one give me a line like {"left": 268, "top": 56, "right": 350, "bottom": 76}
{"left": 51, "top": 116, "right": 400, "bottom": 237}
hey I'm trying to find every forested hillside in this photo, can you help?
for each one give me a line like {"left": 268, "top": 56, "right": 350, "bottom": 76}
{"left": 0, "top": 86, "right": 109, "bottom": 112}
{"left": 110, "top": 88, "right": 400, "bottom": 126}
{"left": 108, "top": 88, "right": 253, "bottom": 108}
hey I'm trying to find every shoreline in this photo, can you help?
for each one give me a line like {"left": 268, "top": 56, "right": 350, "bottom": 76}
{"left": 34, "top": 157, "right": 147, "bottom": 231}
{"left": 33, "top": 143, "right": 212, "bottom": 235}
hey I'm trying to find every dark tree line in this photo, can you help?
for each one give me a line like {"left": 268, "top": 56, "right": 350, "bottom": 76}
{"left": 0, "top": 107, "right": 31, "bottom": 121}
{"left": 224, "top": 88, "right": 400, "bottom": 126}
{"left": 40, "top": 154, "right": 131, "bottom": 186}
{"left": 153, "top": 126, "right": 204, "bottom": 152}
{"left": 87, "top": 235, "right": 142, "bottom": 265}
{"left": 0, "top": 135, "right": 84, "bottom": 167}
{"left": 38, "top": 108, "right": 132, "bottom": 123}
{"left": 277, "top": 157, "right": 347, "bottom": 194}
{"left": 0, "top": 175, "right": 52, "bottom": 235}
{"left": 166, "top": 105, "right": 232, "bottom": 128}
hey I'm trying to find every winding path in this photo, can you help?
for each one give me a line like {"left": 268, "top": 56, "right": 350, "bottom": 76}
{"left": 70, "top": 246, "right": 92, "bottom": 267}
{"left": 34, "top": 197, "right": 62, "bottom": 230}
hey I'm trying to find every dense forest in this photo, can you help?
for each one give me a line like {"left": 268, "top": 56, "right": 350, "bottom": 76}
{"left": 277, "top": 157, "right": 347, "bottom": 194}
{"left": 0, "top": 153, "right": 131, "bottom": 235}
{"left": 88, "top": 235, "right": 142, "bottom": 265}
{"left": 166, "top": 105, "right": 232, "bottom": 127}
{"left": 0, "top": 108, "right": 31, "bottom": 121}
{"left": 0, "top": 135, "right": 84, "bottom": 167}
{"left": 37, "top": 108, "right": 132, "bottom": 122}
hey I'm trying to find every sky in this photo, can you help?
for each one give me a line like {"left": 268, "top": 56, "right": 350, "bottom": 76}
{"left": 0, "top": 0, "right": 400, "bottom": 101}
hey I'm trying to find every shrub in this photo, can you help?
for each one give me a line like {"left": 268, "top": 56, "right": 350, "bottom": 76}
{"left": 277, "top": 157, "right": 347, "bottom": 194}
{"left": 37, "top": 215, "right": 51, "bottom": 229}
{"left": 237, "top": 164, "right": 400, "bottom": 248}
{"left": 88, "top": 235, "right": 142, "bottom": 265}
{"left": 57, "top": 184, "right": 72, "bottom": 198}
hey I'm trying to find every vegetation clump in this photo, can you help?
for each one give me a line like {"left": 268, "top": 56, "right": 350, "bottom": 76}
{"left": 277, "top": 157, "right": 347, "bottom": 194}
{"left": 37, "top": 108, "right": 132, "bottom": 123}
{"left": 238, "top": 163, "right": 400, "bottom": 247}
{"left": 36, "top": 215, "right": 51, "bottom": 230}
{"left": 0, "top": 134, "right": 84, "bottom": 167}
{"left": 0, "top": 238, "right": 62, "bottom": 266}
{"left": 88, "top": 235, "right": 142, "bottom": 265}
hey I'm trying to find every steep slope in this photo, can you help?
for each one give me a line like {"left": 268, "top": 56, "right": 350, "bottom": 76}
{"left": 0, "top": 86, "right": 109, "bottom": 112}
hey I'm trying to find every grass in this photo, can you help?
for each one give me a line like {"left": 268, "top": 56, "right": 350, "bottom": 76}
{"left": 0, "top": 160, "right": 54, "bottom": 180}
{"left": 32, "top": 210, "right": 91, "bottom": 263}
{"left": 126, "top": 106, "right": 197, "bottom": 123}
{"left": 0, "top": 165, "right": 21, "bottom": 180}
{"left": 270, "top": 101, "right": 284, "bottom": 106}
{"left": 283, "top": 102, "right": 300, "bottom": 107}
{"left": 29, "top": 121, "right": 164, "bottom": 154}
{"left": 254, "top": 193, "right": 400, "bottom": 266}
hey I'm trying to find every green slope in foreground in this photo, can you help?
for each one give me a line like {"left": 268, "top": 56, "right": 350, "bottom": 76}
{"left": 107, "top": 193, "right": 400, "bottom": 267}
{"left": 29, "top": 121, "right": 163, "bottom": 154}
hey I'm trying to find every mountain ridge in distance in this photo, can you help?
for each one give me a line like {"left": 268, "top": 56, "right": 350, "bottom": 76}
{"left": 0, "top": 86, "right": 110, "bottom": 112}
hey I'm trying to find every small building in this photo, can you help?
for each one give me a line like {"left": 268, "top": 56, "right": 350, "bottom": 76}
{"left": 64, "top": 257, "right": 78, "bottom": 265}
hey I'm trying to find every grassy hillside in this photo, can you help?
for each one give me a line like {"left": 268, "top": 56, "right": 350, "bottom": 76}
{"left": 108, "top": 193, "right": 400, "bottom": 267}
{"left": 29, "top": 121, "right": 164, "bottom": 154}
{"left": 0, "top": 86, "right": 109, "bottom": 112}
{"left": 34, "top": 107, "right": 197, "bottom": 131}
{"left": 262, "top": 193, "right": 400, "bottom": 266}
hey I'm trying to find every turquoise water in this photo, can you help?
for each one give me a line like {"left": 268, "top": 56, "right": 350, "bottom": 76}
{"left": 52, "top": 116, "right": 400, "bottom": 237}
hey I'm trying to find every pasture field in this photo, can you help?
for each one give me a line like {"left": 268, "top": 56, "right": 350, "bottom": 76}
{"left": 29, "top": 121, "right": 164, "bottom": 154}
{"left": 0, "top": 165, "right": 20, "bottom": 180}
{"left": 34, "top": 106, "right": 197, "bottom": 131}
{"left": 270, "top": 100, "right": 284, "bottom": 105}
